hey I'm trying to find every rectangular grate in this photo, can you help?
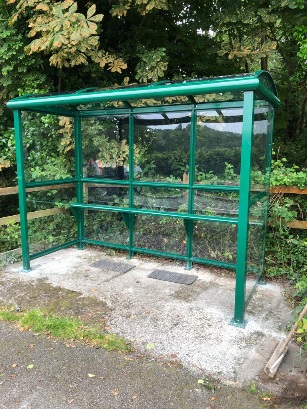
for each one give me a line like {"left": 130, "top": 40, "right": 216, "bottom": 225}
{"left": 148, "top": 269, "right": 197, "bottom": 285}
{"left": 90, "top": 259, "right": 134, "bottom": 274}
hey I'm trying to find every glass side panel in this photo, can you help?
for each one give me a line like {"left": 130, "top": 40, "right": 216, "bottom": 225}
{"left": 27, "top": 185, "right": 76, "bottom": 253}
{"left": 22, "top": 112, "right": 75, "bottom": 183}
{"left": 26, "top": 187, "right": 76, "bottom": 212}
{"left": 193, "top": 221, "right": 237, "bottom": 263}
{"left": 134, "top": 187, "right": 188, "bottom": 212}
{"left": 251, "top": 106, "right": 273, "bottom": 190}
{"left": 245, "top": 105, "right": 273, "bottom": 298}
{"left": 134, "top": 215, "right": 186, "bottom": 255}
{"left": 193, "top": 191, "right": 239, "bottom": 218}
{"left": 246, "top": 205, "right": 267, "bottom": 297}
{"left": 85, "top": 184, "right": 129, "bottom": 207}
{"left": 28, "top": 213, "right": 76, "bottom": 254}
{"left": 82, "top": 115, "right": 129, "bottom": 180}
{"left": 134, "top": 112, "right": 191, "bottom": 182}
{"left": 195, "top": 108, "right": 243, "bottom": 185}
{"left": 84, "top": 210, "right": 129, "bottom": 246}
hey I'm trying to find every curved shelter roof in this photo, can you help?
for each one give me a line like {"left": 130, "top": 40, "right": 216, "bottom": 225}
{"left": 7, "top": 70, "right": 279, "bottom": 115}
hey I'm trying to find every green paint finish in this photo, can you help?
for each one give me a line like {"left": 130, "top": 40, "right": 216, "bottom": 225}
{"left": 14, "top": 110, "right": 30, "bottom": 271}
{"left": 8, "top": 71, "right": 279, "bottom": 324}
{"left": 26, "top": 179, "right": 77, "bottom": 188}
{"left": 70, "top": 203, "right": 239, "bottom": 224}
{"left": 7, "top": 71, "right": 279, "bottom": 112}
{"left": 74, "top": 116, "right": 84, "bottom": 249}
{"left": 233, "top": 91, "right": 255, "bottom": 325}
{"left": 128, "top": 113, "right": 135, "bottom": 259}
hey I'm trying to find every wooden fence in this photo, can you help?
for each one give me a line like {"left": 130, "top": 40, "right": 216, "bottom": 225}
{"left": 0, "top": 184, "right": 306, "bottom": 228}
{"left": 0, "top": 184, "right": 72, "bottom": 226}
{"left": 270, "top": 186, "right": 307, "bottom": 229}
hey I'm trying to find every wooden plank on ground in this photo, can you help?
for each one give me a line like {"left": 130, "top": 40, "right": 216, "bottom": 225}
{"left": 0, "top": 207, "right": 67, "bottom": 226}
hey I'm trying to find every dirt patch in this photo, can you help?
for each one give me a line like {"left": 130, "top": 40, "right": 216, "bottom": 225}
{"left": 0, "top": 274, "right": 109, "bottom": 326}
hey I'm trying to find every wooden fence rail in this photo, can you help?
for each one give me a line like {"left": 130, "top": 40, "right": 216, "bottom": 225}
{"left": 0, "top": 184, "right": 72, "bottom": 226}
{"left": 0, "top": 184, "right": 306, "bottom": 228}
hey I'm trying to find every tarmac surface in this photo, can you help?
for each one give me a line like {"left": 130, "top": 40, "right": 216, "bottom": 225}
{"left": 0, "top": 247, "right": 306, "bottom": 408}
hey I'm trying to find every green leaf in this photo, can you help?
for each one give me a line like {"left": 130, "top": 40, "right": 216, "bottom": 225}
{"left": 87, "top": 4, "right": 96, "bottom": 19}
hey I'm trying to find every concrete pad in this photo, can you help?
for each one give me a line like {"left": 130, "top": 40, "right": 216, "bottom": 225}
{"left": 3, "top": 247, "right": 305, "bottom": 386}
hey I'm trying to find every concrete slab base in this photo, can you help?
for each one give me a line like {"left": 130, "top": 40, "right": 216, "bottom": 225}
{"left": 3, "top": 247, "right": 306, "bottom": 387}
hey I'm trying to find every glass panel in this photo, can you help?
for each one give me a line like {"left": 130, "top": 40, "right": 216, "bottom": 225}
{"left": 193, "top": 221, "right": 237, "bottom": 263}
{"left": 26, "top": 187, "right": 76, "bottom": 212}
{"left": 194, "top": 91, "right": 244, "bottom": 104}
{"left": 28, "top": 213, "right": 76, "bottom": 254}
{"left": 84, "top": 210, "right": 129, "bottom": 246}
{"left": 26, "top": 186, "right": 76, "bottom": 253}
{"left": 193, "top": 191, "right": 239, "bottom": 218}
{"left": 245, "top": 106, "right": 273, "bottom": 296}
{"left": 82, "top": 115, "right": 129, "bottom": 180}
{"left": 0, "top": 194, "right": 18, "bottom": 217}
{"left": 22, "top": 112, "right": 75, "bottom": 183}
{"left": 134, "top": 112, "right": 191, "bottom": 182}
{"left": 251, "top": 106, "right": 273, "bottom": 190}
{"left": 134, "top": 187, "right": 188, "bottom": 212}
{"left": 247, "top": 221, "right": 266, "bottom": 273}
{"left": 85, "top": 184, "right": 129, "bottom": 207}
{"left": 128, "top": 96, "right": 190, "bottom": 108}
{"left": 195, "top": 108, "right": 243, "bottom": 185}
{"left": 134, "top": 215, "right": 186, "bottom": 255}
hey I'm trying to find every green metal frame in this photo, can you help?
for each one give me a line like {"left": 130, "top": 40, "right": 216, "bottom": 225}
{"left": 8, "top": 71, "right": 279, "bottom": 325}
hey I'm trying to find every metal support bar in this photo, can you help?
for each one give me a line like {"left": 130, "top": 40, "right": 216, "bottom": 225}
{"left": 70, "top": 203, "right": 238, "bottom": 224}
{"left": 185, "top": 108, "right": 197, "bottom": 269}
{"left": 74, "top": 116, "right": 84, "bottom": 249}
{"left": 14, "top": 110, "right": 31, "bottom": 271}
{"left": 232, "top": 91, "right": 255, "bottom": 326}
{"left": 128, "top": 113, "right": 135, "bottom": 259}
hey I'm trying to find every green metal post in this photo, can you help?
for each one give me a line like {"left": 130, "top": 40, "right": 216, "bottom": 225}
{"left": 128, "top": 112, "right": 134, "bottom": 259}
{"left": 14, "top": 110, "right": 31, "bottom": 271}
{"left": 186, "top": 108, "right": 196, "bottom": 269}
{"left": 74, "top": 115, "right": 84, "bottom": 249}
{"left": 232, "top": 91, "right": 255, "bottom": 326}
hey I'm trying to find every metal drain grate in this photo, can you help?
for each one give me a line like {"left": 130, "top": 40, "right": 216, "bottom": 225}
{"left": 148, "top": 269, "right": 197, "bottom": 285}
{"left": 90, "top": 259, "right": 134, "bottom": 274}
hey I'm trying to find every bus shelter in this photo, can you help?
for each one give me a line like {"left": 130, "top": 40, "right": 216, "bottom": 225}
{"left": 7, "top": 71, "right": 280, "bottom": 325}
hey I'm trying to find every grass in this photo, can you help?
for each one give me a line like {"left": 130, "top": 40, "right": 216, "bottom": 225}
{"left": 0, "top": 306, "right": 132, "bottom": 352}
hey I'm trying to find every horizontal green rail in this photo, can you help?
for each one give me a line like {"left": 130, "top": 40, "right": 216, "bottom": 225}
{"left": 82, "top": 178, "right": 240, "bottom": 192}
{"left": 29, "top": 239, "right": 79, "bottom": 260}
{"left": 74, "top": 101, "right": 246, "bottom": 118}
{"left": 132, "top": 247, "right": 188, "bottom": 261}
{"left": 26, "top": 178, "right": 77, "bottom": 188}
{"left": 190, "top": 257, "right": 236, "bottom": 270}
{"left": 82, "top": 239, "right": 129, "bottom": 251}
{"left": 82, "top": 240, "right": 189, "bottom": 262}
{"left": 82, "top": 178, "right": 130, "bottom": 185}
{"left": 71, "top": 202, "right": 238, "bottom": 224}
{"left": 7, "top": 77, "right": 263, "bottom": 110}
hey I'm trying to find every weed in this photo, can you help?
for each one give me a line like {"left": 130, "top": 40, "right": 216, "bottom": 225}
{"left": 197, "top": 377, "right": 216, "bottom": 393}
{"left": 248, "top": 381, "right": 258, "bottom": 395}
{"left": 0, "top": 306, "right": 132, "bottom": 352}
